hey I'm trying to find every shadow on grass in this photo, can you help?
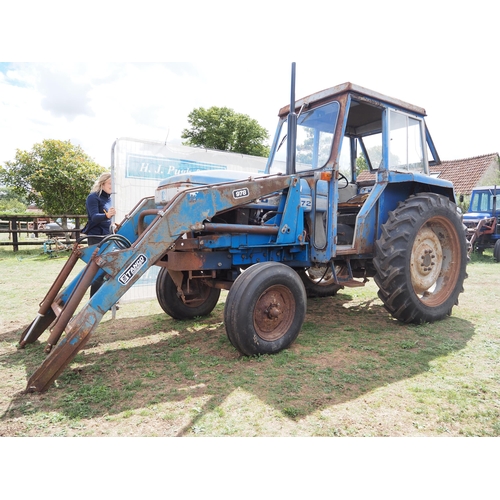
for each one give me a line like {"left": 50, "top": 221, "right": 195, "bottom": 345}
{"left": 1, "top": 293, "right": 475, "bottom": 435}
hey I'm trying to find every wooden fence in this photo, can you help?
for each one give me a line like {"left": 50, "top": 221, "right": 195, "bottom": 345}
{"left": 0, "top": 215, "right": 87, "bottom": 252}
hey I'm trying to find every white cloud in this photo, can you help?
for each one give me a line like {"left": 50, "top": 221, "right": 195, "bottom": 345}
{"left": 38, "top": 66, "right": 94, "bottom": 120}
{"left": 0, "top": 62, "right": 287, "bottom": 166}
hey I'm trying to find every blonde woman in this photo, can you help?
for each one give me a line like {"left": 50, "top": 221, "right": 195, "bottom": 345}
{"left": 85, "top": 172, "right": 116, "bottom": 295}
{"left": 85, "top": 173, "right": 116, "bottom": 242}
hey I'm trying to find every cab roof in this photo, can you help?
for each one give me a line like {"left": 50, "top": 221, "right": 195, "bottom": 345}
{"left": 278, "top": 82, "right": 427, "bottom": 118}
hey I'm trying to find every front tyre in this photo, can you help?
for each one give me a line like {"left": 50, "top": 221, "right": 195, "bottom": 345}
{"left": 156, "top": 268, "right": 221, "bottom": 320}
{"left": 374, "top": 193, "right": 467, "bottom": 324}
{"left": 224, "top": 262, "right": 307, "bottom": 355}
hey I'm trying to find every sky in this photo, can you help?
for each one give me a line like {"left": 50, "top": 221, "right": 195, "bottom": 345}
{"left": 1, "top": 1, "right": 498, "bottom": 169}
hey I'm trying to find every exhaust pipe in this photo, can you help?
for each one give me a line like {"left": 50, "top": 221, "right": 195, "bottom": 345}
{"left": 286, "top": 62, "right": 297, "bottom": 176}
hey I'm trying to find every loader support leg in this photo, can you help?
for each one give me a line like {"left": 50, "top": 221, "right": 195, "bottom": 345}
{"left": 19, "top": 311, "right": 57, "bottom": 349}
{"left": 24, "top": 306, "right": 103, "bottom": 393}
{"left": 19, "top": 243, "right": 83, "bottom": 347}
{"left": 44, "top": 257, "right": 101, "bottom": 353}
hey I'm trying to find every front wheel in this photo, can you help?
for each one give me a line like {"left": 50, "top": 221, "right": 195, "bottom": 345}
{"left": 374, "top": 193, "right": 467, "bottom": 324}
{"left": 156, "top": 268, "right": 221, "bottom": 320}
{"left": 224, "top": 262, "right": 307, "bottom": 355}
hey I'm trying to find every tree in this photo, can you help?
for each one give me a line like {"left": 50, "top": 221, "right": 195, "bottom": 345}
{"left": 0, "top": 186, "right": 28, "bottom": 213}
{"left": 181, "top": 106, "right": 270, "bottom": 157}
{"left": 480, "top": 156, "right": 500, "bottom": 186}
{"left": 0, "top": 139, "right": 106, "bottom": 216}
{"left": 356, "top": 154, "right": 369, "bottom": 174}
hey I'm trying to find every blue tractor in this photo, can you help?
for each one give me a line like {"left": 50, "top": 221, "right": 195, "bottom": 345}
{"left": 463, "top": 185, "right": 500, "bottom": 261}
{"left": 20, "top": 65, "right": 468, "bottom": 392}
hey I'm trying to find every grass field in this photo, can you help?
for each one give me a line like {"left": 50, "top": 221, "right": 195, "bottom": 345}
{"left": 0, "top": 244, "right": 499, "bottom": 438}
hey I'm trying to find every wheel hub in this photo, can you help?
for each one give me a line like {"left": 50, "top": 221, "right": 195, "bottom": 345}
{"left": 254, "top": 286, "right": 295, "bottom": 341}
{"left": 266, "top": 303, "right": 282, "bottom": 319}
{"left": 410, "top": 227, "right": 443, "bottom": 294}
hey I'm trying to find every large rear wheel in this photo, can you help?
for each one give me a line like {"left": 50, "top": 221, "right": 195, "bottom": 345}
{"left": 224, "top": 262, "right": 307, "bottom": 355}
{"left": 156, "top": 268, "right": 221, "bottom": 320}
{"left": 374, "top": 193, "right": 467, "bottom": 323}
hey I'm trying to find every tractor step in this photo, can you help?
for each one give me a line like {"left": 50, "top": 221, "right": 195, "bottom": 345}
{"left": 340, "top": 278, "right": 368, "bottom": 288}
{"left": 333, "top": 260, "right": 368, "bottom": 288}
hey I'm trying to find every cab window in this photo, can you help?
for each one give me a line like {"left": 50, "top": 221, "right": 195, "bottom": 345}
{"left": 388, "top": 110, "right": 426, "bottom": 173}
{"left": 269, "top": 101, "right": 340, "bottom": 174}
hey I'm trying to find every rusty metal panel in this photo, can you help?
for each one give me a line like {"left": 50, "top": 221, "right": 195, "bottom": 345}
{"left": 166, "top": 251, "right": 232, "bottom": 270}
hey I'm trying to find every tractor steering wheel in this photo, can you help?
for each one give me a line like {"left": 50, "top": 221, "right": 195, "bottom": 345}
{"left": 338, "top": 172, "right": 349, "bottom": 189}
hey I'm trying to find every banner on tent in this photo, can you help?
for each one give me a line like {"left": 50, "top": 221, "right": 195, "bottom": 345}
{"left": 111, "top": 138, "right": 267, "bottom": 302}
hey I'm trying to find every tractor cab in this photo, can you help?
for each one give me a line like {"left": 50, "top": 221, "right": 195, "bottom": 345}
{"left": 265, "top": 82, "right": 451, "bottom": 260}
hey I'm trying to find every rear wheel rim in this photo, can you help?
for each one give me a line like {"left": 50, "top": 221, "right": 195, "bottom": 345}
{"left": 410, "top": 216, "right": 461, "bottom": 307}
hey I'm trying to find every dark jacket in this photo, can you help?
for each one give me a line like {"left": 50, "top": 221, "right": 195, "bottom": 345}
{"left": 85, "top": 190, "right": 112, "bottom": 236}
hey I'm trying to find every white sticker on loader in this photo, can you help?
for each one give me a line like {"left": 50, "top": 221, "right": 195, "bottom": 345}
{"left": 233, "top": 187, "right": 249, "bottom": 199}
{"left": 118, "top": 254, "right": 148, "bottom": 285}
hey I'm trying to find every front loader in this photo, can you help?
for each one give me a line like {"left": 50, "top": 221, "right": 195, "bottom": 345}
{"left": 20, "top": 64, "right": 468, "bottom": 393}
{"left": 20, "top": 174, "right": 295, "bottom": 392}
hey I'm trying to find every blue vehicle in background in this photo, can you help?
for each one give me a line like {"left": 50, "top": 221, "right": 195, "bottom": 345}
{"left": 463, "top": 185, "right": 500, "bottom": 261}
{"left": 20, "top": 64, "right": 469, "bottom": 393}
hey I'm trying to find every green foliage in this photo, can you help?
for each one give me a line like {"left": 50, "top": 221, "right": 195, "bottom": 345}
{"left": 0, "top": 139, "right": 106, "bottom": 215}
{"left": 0, "top": 186, "right": 28, "bottom": 213}
{"left": 181, "top": 106, "right": 270, "bottom": 157}
{"left": 480, "top": 157, "right": 500, "bottom": 186}
{"left": 457, "top": 193, "right": 470, "bottom": 213}
{"left": 356, "top": 154, "right": 369, "bottom": 174}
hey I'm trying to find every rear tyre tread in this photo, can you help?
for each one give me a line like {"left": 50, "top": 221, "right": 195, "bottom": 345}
{"left": 374, "top": 193, "right": 467, "bottom": 324}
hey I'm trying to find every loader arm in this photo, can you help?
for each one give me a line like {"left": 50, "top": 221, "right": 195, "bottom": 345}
{"left": 23, "top": 174, "right": 294, "bottom": 393}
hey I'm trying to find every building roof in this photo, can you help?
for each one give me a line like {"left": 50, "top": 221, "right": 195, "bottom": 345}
{"left": 429, "top": 153, "right": 499, "bottom": 194}
{"left": 355, "top": 153, "right": 499, "bottom": 194}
